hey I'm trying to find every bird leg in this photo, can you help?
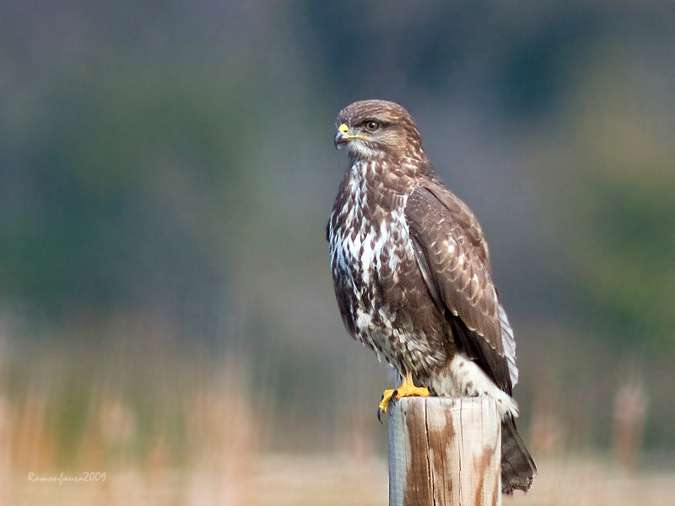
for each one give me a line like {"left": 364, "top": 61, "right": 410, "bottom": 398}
{"left": 377, "top": 372, "right": 430, "bottom": 421}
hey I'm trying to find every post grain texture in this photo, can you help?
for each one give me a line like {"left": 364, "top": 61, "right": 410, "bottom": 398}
{"left": 388, "top": 397, "right": 501, "bottom": 506}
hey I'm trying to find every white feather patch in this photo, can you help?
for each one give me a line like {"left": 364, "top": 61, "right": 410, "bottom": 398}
{"left": 431, "top": 354, "right": 519, "bottom": 420}
{"left": 499, "top": 304, "right": 518, "bottom": 387}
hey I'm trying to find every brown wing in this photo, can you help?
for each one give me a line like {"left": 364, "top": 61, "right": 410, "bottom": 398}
{"left": 405, "top": 182, "right": 512, "bottom": 392}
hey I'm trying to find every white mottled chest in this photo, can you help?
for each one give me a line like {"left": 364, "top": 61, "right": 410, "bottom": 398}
{"left": 328, "top": 162, "right": 422, "bottom": 357}
{"left": 331, "top": 206, "right": 411, "bottom": 287}
{"left": 329, "top": 163, "right": 414, "bottom": 291}
{"left": 328, "top": 160, "right": 447, "bottom": 376}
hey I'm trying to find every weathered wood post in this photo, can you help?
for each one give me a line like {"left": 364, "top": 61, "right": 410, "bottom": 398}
{"left": 388, "top": 397, "right": 501, "bottom": 506}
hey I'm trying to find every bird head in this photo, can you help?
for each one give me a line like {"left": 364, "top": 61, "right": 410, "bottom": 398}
{"left": 334, "top": 100, "right": 423, "bottom": 161}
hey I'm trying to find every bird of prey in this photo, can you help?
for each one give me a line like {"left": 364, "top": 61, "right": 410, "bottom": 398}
{"left": 327, "top": 99, "right": 536, "bottom": 494}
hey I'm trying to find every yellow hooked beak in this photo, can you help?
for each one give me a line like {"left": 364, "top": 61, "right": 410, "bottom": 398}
{"left": 334, "top": 123, "right": 370, "bottom": 148}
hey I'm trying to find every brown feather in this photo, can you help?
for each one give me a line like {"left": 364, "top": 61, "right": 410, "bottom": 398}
{"left": 405, "top": 185, "right": 503, "bottom": 354}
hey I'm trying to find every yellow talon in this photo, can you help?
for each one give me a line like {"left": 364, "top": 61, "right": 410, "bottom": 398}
{"left": 395, "top": 374, "right": 431, "bottom": 399}
{"left": 377, "top": 373, "right": 430, "bottom": 421}
{"left": 378, "top": 388, "right": 397, "bottom": 415}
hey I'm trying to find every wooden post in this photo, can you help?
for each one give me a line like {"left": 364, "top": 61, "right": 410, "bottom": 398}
{"left": 388, "top": 397, "right": 501, "bottom": 506}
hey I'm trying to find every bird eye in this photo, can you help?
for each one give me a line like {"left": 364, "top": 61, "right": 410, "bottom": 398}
{"left": 364, "top": 120, "right": 379, "bottom": 132}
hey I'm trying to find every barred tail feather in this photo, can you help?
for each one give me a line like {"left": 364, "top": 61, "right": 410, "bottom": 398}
{"left": 501, "top": 415, "right": 537, "bottom": 494}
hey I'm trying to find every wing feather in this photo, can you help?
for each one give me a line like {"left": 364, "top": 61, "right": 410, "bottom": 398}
{"left": 405, "top": 183, "right": 518, "bottom": 391}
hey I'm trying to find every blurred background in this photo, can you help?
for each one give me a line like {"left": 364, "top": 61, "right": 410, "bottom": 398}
{"left": 1, "top": 1, "right": 674, "bottom": 504}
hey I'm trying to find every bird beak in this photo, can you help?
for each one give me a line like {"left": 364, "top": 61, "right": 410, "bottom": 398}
{"left": 334, "top": 123, "right": 370, "bottom": 149}
{"left": 334, "top": 123, "right": 350, "bottom": 149}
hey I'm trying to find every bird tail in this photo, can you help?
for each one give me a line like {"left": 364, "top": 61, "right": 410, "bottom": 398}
{"left": 501, "top": 415, "right": 537, "bottom": 494}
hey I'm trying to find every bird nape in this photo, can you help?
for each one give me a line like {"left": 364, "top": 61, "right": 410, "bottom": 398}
{"left": 327, "top": 99, "right": 536, "bottom": 494}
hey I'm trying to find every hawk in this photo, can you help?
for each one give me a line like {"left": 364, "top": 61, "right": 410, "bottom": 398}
{"left": 327, "top": 100, "right": 536, "bottom": 494}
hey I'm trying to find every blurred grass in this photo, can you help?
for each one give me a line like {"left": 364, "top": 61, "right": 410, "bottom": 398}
{"left": 1, "top": 324, "right": 673, "bottom": 505}
{"left": 10, "top": 456, "right": 675, "bottom": 506}
{"left": 1, "top": 318, "right": 261, "bottom": 502}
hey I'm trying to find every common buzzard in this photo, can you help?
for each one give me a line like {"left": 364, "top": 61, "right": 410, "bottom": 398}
{"left": 327, "top": 99, "right": 536, "bottom": 494}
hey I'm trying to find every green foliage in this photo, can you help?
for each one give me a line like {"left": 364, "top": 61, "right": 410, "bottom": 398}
{"left": 581, "top": 177, "right": 675, "bottom": 348}
{"left": 543, "top": 57, "right": 675, "bottom": 352}
{"left": 0, "top": 60, "right": 257, "bottom": 322}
